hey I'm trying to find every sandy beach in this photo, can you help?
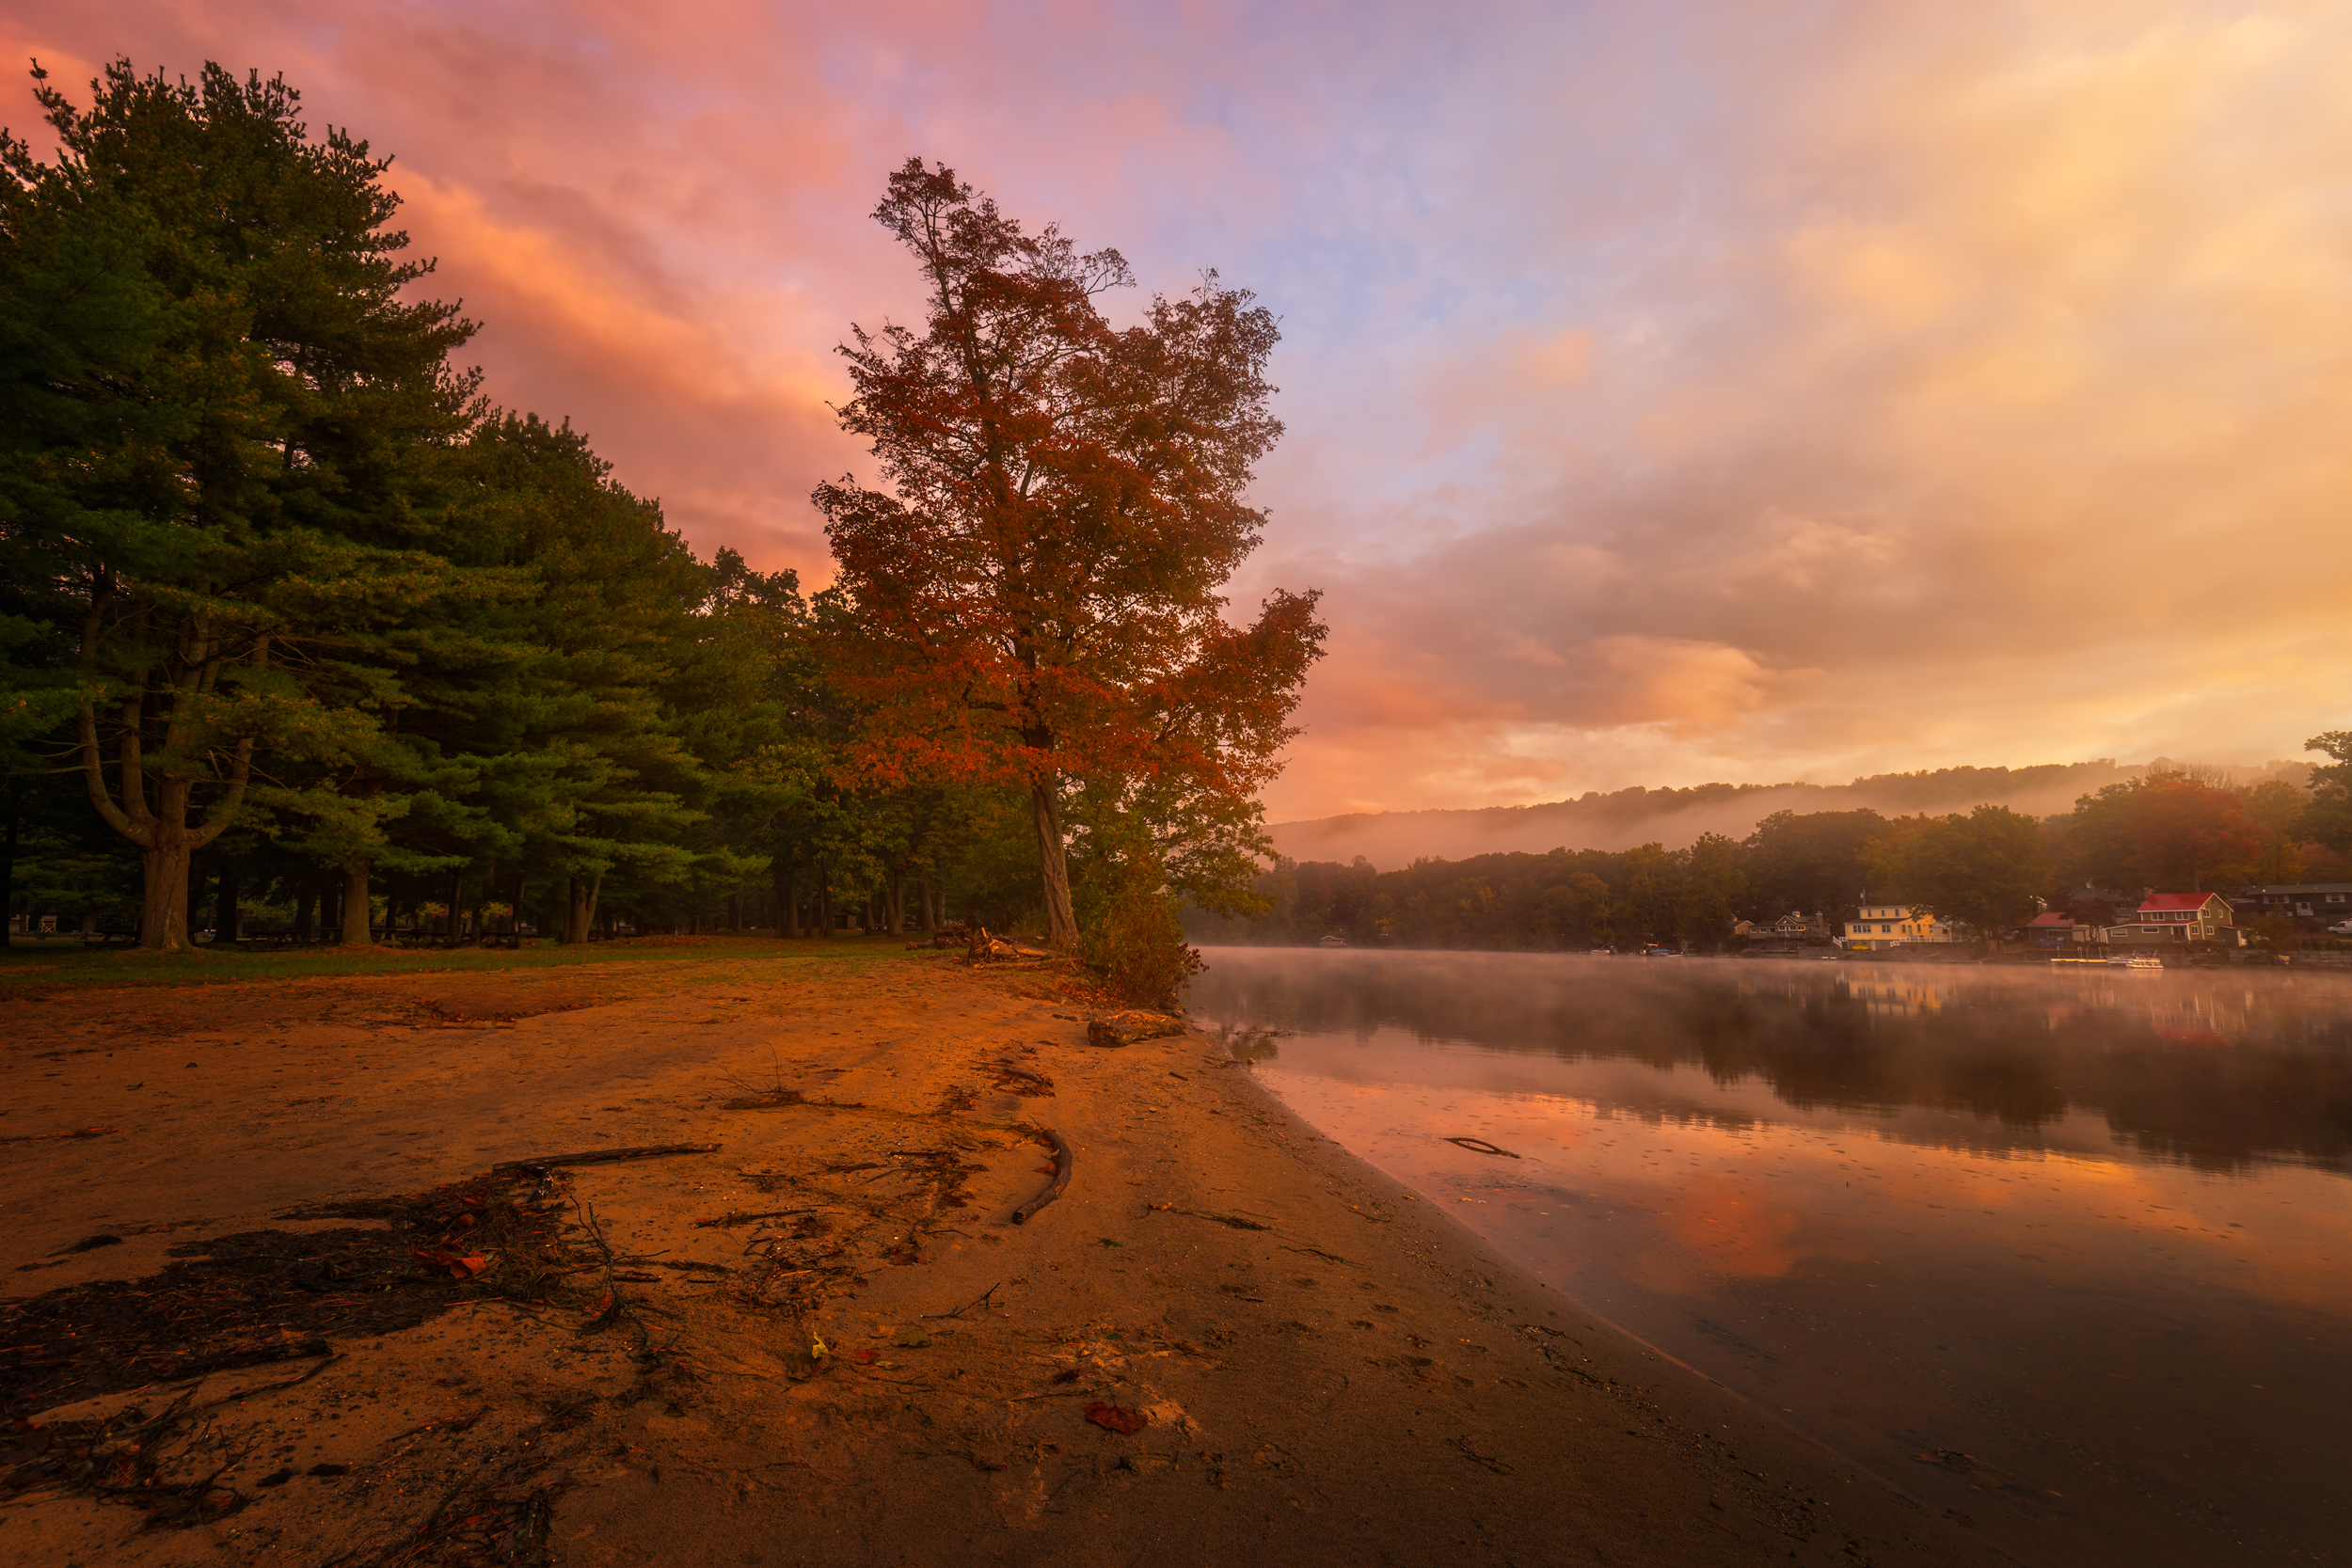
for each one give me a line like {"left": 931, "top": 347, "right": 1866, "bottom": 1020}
{"left": 0, "top": 941, "right": 1996, "bottom": 1566}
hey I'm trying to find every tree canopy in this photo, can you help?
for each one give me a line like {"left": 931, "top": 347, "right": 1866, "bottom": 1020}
{"left": 813, "top": 159, "right": 1324, "bottom": 950}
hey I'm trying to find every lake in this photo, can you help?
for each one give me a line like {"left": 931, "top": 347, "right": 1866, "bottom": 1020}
{"left": 1189, "top": 947, "right": 2352, "bottom": 1568}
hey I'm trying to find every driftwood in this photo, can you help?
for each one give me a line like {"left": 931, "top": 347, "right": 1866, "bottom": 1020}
{"left": 1010, "top": 1129, "right": 1073, "bottom": 1225}
{"left": 1443, "top": 1136, "right": 1520, "bottom": 1159}
{"left": 493, "top": 1142, "right": 720, "bottom": 1172}
{"left": 966, "top": 926, "right": 1053, "bottom": 963}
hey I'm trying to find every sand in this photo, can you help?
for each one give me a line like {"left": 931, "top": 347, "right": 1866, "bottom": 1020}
{"left": 0, "top": 942, "right": 1996, "bottom": 1566}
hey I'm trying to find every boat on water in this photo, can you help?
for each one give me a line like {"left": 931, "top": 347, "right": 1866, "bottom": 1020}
{"left": 2110, "top": 953, "right": 2166, "bottom": 972}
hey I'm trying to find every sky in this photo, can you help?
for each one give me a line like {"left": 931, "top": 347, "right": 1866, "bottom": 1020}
{"left": 9, "top": 1, "right": 2351, "bottom": 822}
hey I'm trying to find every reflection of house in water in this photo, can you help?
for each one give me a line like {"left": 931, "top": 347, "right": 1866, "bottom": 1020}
{"left": 1838, "top": 978, "right": 1945, "bottom": 1017}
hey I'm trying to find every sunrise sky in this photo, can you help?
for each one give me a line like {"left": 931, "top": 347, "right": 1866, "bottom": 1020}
{"left": 9, "top": 2, "right": 2349, "bottom": 820}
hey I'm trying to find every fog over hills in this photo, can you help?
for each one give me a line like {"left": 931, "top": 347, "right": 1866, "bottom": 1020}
{"left": 1267, "top": 758, "right": 2314, "bottom": 870}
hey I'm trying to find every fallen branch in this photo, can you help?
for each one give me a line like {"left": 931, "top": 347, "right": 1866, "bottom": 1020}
{"left": 1148, "top": 1202, "right": 1271, "bottom": 1231}
{"left": 691, "top": 1209, "right": 813, "bottom": 1228}
{"left": 923, "top": 1282, "right": 1001, "bottom": 1320}
{"left": 494, "top": 1143, "right": 720, "bottom": 1172}
{"left": 1443, "top": 1137, "right": 1520, "bottom": 1159}
{"left": 1010, "top": 1130, "right": 1072, "bottom": 1225}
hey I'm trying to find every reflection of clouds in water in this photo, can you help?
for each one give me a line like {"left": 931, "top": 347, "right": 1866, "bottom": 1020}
{"left": 1631, "top": 1172, "right": 1811, "bottom": 1297}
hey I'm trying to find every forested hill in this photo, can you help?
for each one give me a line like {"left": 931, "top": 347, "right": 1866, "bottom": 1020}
{"left": 1267, "top": 761, "right": 2164, "bottom": 867}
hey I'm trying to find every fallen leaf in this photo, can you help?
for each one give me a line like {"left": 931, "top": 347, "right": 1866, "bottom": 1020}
{"left": 412, "top": 1247, "right": 487, "bottom": 1279}
{"left": 1085, "top": 1402, "right": 1147, "bottom": 1435}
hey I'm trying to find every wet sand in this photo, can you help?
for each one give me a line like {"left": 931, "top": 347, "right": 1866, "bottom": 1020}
{"left": 0, "top": 942, "right": 1995, "bottom": 1565}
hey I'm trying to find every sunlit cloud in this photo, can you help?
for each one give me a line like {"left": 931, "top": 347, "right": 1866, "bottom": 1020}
{"left": 9, "top": 0, "right": 2350, "bottom": 819}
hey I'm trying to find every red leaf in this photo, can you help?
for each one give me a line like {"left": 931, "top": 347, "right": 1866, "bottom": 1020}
{"left": 412, "top": 1247, "right": 487, "bottom": 1279}
{"left": 1084, "top": 1402, "right": 1146, "bottom": 1435}
{"left": 851, "top": 1348, "right": 879, "bottom": 1365}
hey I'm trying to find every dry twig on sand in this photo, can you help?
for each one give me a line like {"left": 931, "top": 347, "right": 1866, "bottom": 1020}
{"left": 1011, "top": 1130, "right": 1073, "bottom": 1225}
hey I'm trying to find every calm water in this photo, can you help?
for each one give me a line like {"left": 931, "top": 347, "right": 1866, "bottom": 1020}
{"left": 1189, "top": 948, "right": 2352, "bottom": 1567}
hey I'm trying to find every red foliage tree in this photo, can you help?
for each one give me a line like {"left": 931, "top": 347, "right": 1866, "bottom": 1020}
{"left": 2129, "top": 777, "right": 2261, "bottom": 892}
{"left": 813, "top": 161, "right": 1326, "bottom": 948}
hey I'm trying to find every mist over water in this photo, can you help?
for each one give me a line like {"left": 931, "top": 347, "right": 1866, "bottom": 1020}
{"left": 1190, "top": 948, "right": 2352, "bottom": 1568}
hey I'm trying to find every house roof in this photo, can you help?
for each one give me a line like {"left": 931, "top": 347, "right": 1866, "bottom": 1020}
{"left": 2138, "top": 893, "right": 2223, "bottom": 911}
{"left": 2026, "top": 912, "right": 2074, "bottom": 927}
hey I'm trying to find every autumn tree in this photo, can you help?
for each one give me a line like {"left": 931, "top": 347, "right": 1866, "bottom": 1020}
{"left": 814, "top": 159, "right": 1324, "bottom": 950}
{"left": 2128, "top": 775, "right": 2261, "bottom": 892}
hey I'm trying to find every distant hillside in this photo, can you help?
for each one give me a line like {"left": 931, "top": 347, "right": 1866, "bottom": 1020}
{"left": 1266, "top": 759, "right": 2307, "bottom": 869}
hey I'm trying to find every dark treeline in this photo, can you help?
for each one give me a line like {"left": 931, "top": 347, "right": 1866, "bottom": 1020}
{"left": 0, "top": 68, "right": 1322, "bottom": 993}
{"left": 1198, "top": 756, "right": 2352, "bottom": 950}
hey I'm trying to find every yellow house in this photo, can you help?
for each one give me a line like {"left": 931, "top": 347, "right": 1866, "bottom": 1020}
{"left": 1843, "top": 902, "right": 1954, "bottom": 949}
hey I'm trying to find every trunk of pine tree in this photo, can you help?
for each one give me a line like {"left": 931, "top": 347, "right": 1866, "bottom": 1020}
{"left": 727, "top": 892, "right": 741, "bottom": 932}
{"left": 817, "top": 869, "right": 833, "bottom": 939}
{"left": 564, "top": 875, "right": 601, "bottom": 944}
{"left": 143, "top": 840, "right": 195, "bottom": 949}
{"left": 77, "top": 624, "right": 259, "bottom": 953}
{"left": 1030, "top": 777, "right": 1079, "bottom": 950}
{"left": 886, "top": 875, "right": 905, "bottom": 936}
{"left": 340, "top": 860, "right": 373, "bottom": 945}
{"left": 447, "top": 869, "right": 465, "bottom": 940}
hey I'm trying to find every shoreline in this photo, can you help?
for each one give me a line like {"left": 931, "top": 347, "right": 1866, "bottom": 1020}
{"left": 0, "top": 946, "right": 1997, "bottom": 1565}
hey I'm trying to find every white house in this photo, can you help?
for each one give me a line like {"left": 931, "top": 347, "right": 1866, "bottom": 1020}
{"left": 1843, "top": 902, "right": 1956, "bottom": 949}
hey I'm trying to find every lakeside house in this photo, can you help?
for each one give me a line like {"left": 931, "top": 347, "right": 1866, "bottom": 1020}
{"left": 2229, "top": 883, "right": 2352, "bottom": 923}
{"left": 2025, "top": 911, "right": 2099, "bottom": 944}
{"left": 1842, "top": 902, "right": 1956, "bottom": 949}
{"left": 2107, "top": 892, "right": 2238, "bottom": 944}
{"left": 1741, "top": 911, "right": 1830, "bottom": 943}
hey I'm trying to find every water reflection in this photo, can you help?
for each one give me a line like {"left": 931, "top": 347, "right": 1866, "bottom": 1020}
{"left": 1199, "top": 950, "right": 2352, "bottom": 1172}
{"left": 1191, "top": 950, "right": 2352, "bottom": 1568}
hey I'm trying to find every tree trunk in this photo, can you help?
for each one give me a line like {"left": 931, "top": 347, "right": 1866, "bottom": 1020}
{"left": 817, "top": 869, "right": 833, "bottom": 939}
{"left": 142, "top": 841, "right": 196, "bottom": 949}
{"left": 1030, "top": 777, "right": 1079, "bottom": 949}
{"left": 296, "top": 882, "right": 318, "bottom": 942}
{"left": 447, "top": 868, "right": 465, "bottom": 940}
{"left": 727, "top": 892, "right": 741, "bottom": 932}
{"left": 775, "top": 865, "right": 798, "bottom": 939}
{"left": 885, "top": 876, "right": 904, "bottom": 936}
{"left": 340, "top": 859, "right": 373, "bottom": 945}
{"left": 564, "top": 874, "right": 602, "bottom": 944}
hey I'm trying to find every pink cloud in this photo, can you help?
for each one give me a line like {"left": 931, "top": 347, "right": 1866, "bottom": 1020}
{"left": 10, "top": 2, "right": 2352, "bottom": 824}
